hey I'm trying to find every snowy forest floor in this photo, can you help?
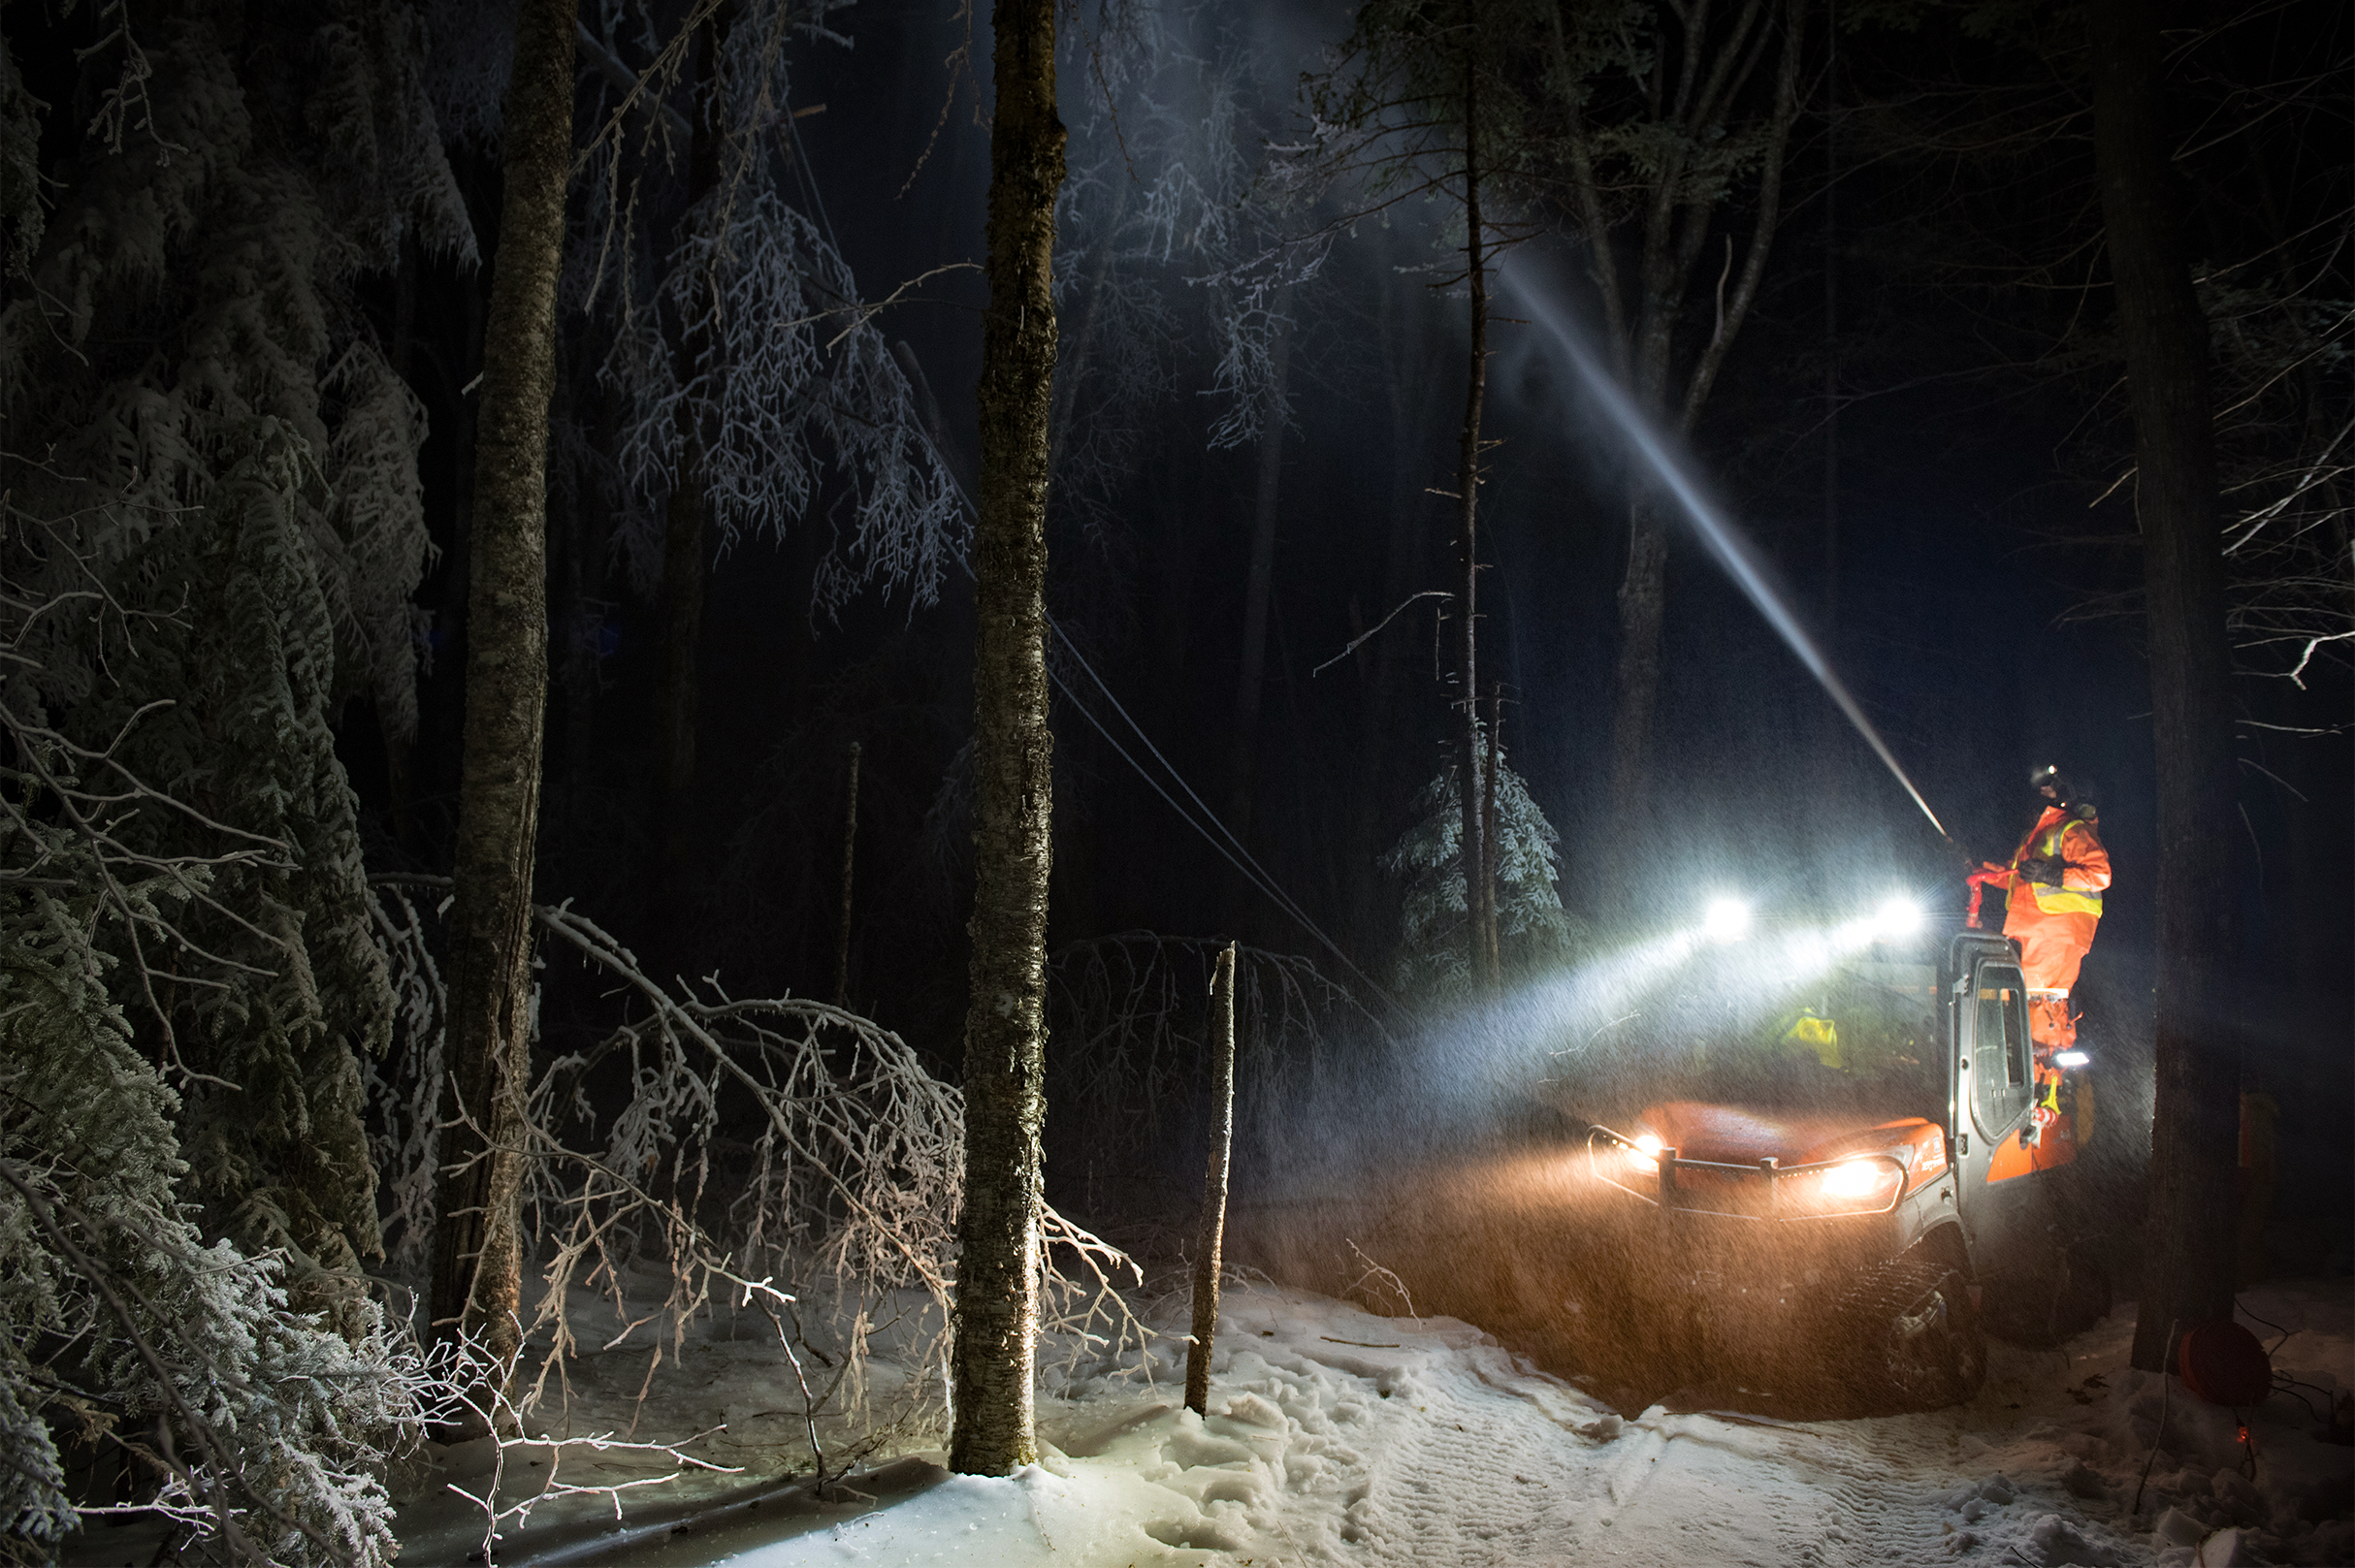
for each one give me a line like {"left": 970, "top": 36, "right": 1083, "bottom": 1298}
{"left": 49, "top": 1277, "right": 2348, "bottom": 1567}
{"left": 79, "top": 1272, "right": 2349, "bottom": 1568}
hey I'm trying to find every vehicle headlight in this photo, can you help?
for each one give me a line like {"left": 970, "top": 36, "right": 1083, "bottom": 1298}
{"left": 1818, "top": 1158, "right": 1897, "bottom": 1203}
{"left": 1631, "top": 1132, "right": 1663, "bottom": 1160}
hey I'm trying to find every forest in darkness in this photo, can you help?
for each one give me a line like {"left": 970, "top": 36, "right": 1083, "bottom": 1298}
{"left": 0, "top": 0, "right": 2346, "bottom": 1561}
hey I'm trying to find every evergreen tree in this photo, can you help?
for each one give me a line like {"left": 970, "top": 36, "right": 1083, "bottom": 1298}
{"left": 1382, "top": 735, "right": 1572, "bottom": 1002}
{"left": 1307, "top": 0, "right": 1560, "bottom": 990}
{"left": 85, "top": 432, "right": 392, "bottom": 1295}
{"left": 1, "top": 606, "right": 417, "bottom": 1566}
{"left": 0, "top": 0, "right": 469, "bottom": 1287}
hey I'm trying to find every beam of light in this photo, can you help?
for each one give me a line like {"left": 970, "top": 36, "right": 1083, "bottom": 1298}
{"left": 1499, "top": 259, "right": 1951, "bottom": 842}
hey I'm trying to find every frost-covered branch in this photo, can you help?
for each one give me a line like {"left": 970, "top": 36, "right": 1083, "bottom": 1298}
{"left": 367, "top": 877, "right": 1159, "bottom": 1493}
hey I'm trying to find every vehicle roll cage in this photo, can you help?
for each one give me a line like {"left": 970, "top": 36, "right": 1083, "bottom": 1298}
{"left": 1585, "top": 1126, "right": 1910, "bottom": 1222}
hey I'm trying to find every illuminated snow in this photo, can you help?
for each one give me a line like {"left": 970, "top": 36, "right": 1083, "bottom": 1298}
{"left": 390, "top": 1276, "right": 2351, "bottom": 1567}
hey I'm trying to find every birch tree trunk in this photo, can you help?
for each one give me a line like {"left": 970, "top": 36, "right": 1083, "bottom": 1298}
{"left": 2089, "top": 0, "right": 2242, "bottom": 1372}
{"left": 1185, "top": 944, "right": 1239, "bottom": 1416}
{"left": 951, "top": 0, "right": 1064, "bottom": 1477}
{"left": 430, "top": 0, "right": 577, "bottom": 1401}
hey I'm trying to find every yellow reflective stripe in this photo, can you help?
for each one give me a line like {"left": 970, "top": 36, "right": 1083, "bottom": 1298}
{"left": 2033, "top": 884, "right": 2103, "bottom": 916}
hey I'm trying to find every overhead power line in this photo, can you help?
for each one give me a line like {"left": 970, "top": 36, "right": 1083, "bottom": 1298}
{"left": 778, "top": 107, "right": 1406, "bottom": 1022}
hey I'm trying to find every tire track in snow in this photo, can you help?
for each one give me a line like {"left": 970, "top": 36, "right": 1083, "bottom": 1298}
{"left": 1589, "top": 1406, "right": 1988, "bottom": 1567}
{"left": 1310, "top": 1357, "right": 1597, "bottom": 1564}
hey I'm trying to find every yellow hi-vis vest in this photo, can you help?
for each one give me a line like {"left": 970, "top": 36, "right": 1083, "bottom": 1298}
{"left": 2018, "top": 817, "right": 2105, "bottom": 917}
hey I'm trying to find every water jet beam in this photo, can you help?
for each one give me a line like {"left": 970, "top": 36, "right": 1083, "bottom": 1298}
{"left": 1502, "top": 261, "right": 1950, "bottom": 842}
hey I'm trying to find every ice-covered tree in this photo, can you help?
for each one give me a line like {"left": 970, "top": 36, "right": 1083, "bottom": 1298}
{"left": 584, "top": 0, "right": 963, "bottom": 910}
{"left": 1381, "top": 734, "right": 1572, "bottom": 1002}
{"left": 0, "top": 0, "right": 471, "bottom": 1284}
{"left": 428, "top": 0, "right": 577, "bottom": 1402}
{"left": 0, "top": 580, "right": 424, "bottom": 1567}
{"left": 1538, "top": 0, "right": 1811, "bottom": 847}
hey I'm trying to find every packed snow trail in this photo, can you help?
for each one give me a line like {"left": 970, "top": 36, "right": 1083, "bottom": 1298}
{"left": 382, "top": 1278, "right": 2350, "bottom": 1567}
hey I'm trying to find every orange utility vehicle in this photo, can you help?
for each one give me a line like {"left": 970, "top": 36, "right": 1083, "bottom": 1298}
{"left": 1583, "top": 927, "right": 2100, "bottom": 1411}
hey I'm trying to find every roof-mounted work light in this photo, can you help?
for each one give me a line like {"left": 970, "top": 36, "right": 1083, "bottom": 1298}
{"left": 1702, "top": 898, "right": 1752, "bottom": 944}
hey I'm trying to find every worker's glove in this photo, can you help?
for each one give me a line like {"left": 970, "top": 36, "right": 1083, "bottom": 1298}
{"left": 2019, "top": 854, "right": 2065, "bottom": 886}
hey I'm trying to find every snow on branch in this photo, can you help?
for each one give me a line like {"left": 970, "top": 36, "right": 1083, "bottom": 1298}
{"left": 589, "top": 9, "right": 963, "bottom": 621}
{"left": 367, "top": 877, "right": 1156, "bottom": 1487}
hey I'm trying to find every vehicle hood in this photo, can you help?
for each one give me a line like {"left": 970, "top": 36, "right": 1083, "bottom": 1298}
{"left": 1636, "top": 1101, "right": 1944, "bottom": 1173}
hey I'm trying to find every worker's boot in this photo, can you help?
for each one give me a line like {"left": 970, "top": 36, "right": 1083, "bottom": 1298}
{"left": 2027, "top": 1065, "right": 2063, "bottom": 1142}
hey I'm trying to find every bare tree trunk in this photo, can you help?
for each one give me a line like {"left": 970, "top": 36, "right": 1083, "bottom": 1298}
{"left": 1185, "top": 944, "right": 1238, "bottom": 1417}
{"left": 2090, "top": 0, "right": 2242, "bottom": 1373}
{"left": 1606, "top": 496, "right": 1666, "bottom": 836}
{"left": 1456, "top": 10, "right": 1500, "bottom": 993}
{"left": 1586, "top": 0, "right": 1807, "bottom": 842}
{"left": 951, "top": 0, "right": 1063, "bottom": 1478}
{"left": 429, "top": 0, "right": 577, "bottom": 1413}
{"left": 654, "top": 6, "right": 730, "bottom": 938}
{"left": 833, "top": 740, "right": 860, "bottom": 1008}
{"left": 1227, "top": 293, "right": 1296, "bottom": 848}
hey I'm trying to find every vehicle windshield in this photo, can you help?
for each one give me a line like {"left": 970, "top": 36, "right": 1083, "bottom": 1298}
{"left": 1651, "top": 951, "right": 1948, "bottom": 1122}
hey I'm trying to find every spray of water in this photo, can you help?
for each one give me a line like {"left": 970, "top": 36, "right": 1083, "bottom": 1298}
{"left": 1500, "top": 260, "right": 1951, "bottom": 842}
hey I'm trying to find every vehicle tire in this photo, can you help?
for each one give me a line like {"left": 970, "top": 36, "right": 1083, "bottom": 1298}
{"left": 1836, "top": 1248, "right": 1986, "bottom": 1414}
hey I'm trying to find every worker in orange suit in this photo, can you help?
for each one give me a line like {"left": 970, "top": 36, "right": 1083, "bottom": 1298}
{"left": 1982, "top": 763, "right": 2112, "bottom": 1054}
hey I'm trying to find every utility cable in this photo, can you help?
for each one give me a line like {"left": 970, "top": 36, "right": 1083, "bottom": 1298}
{"left": 1048, "top": 619, "right": 1400, "bottom": 1010}
{"left": 1041, "top": 654, "right": 1401, "bottom": 1020}
{"left": 777, "top": 111, "right": 1402, "bottom": 1021}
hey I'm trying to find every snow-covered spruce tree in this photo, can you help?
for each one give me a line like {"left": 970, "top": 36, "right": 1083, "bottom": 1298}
{"left": 1380, "top": 735, "right": 1571, "bottom": 1003}
{"left": 80, "top": 432, "right": 395, "bottom": 1303}
{"left": 0, "top": 2, "right": 468, "bottom": 1286}
{"left": 0, "top": 610, "right": 420, "bottom": 1566}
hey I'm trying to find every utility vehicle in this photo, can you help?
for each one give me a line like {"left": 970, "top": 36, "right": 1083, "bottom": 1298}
{"left": 1581, "top": 926, "right": 2102, "bottom": 1412}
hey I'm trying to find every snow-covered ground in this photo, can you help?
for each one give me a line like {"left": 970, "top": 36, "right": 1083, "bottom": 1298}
{"left": 377, "top": 1275, "right": 2354, "bottom": 1568}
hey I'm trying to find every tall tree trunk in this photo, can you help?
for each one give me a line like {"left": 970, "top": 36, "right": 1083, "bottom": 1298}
{"left": 429, "top": 0, "right": 577, "bottom": 1406}
{"left": 2090, "top": 0, "right": 2242, "bottom": 1372}
{"left": 655, "top": 6, "right": 730, "bottom": 940}
{"left": 1588, "top": 0, "right": 1807, "bottom": 847}
{"left": 1606, "top": 495, "right": 1667, "bottom": 839}
{"left": 951, "top": 0, "right": 1064, "bottom": 1477}
{"left": 1227, "top": 293, "right": 1295, "bottom": 849}
{"left": 1456, "top": 13, "right": 1500, "bottom": 992}
{"left": 1185, "top": 944, "right": 1239, "bottom": 1417}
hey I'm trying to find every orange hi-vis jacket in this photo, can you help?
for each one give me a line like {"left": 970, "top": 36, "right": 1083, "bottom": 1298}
{"left": 1989, "top": 805, "right": 2111, "bottom": 995}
